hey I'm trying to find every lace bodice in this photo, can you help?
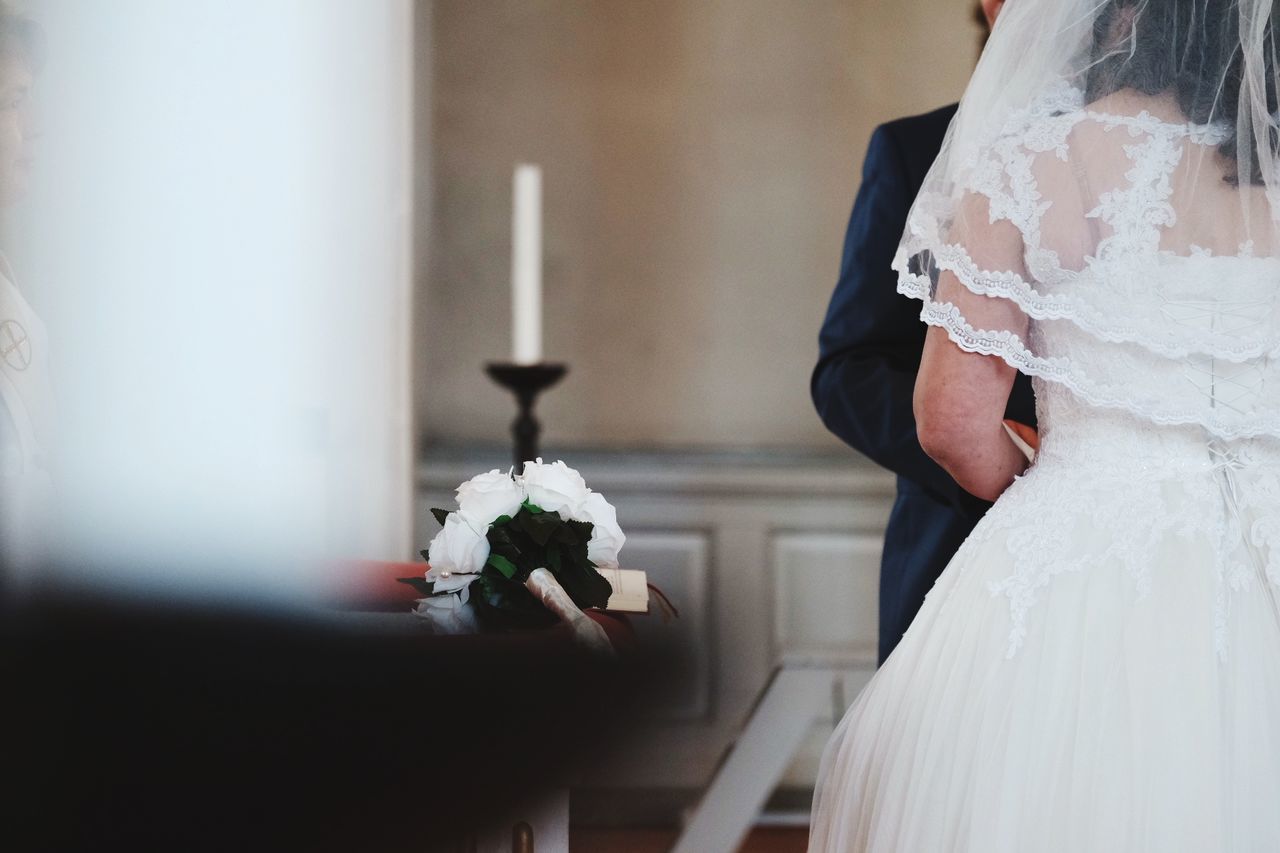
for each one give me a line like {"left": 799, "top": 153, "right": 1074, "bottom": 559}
{"left": 954, "top": 379, "right": 1280, "bottom": 663}
{"left": 896, "top": 78, "right": 1280, "bottom": 440}
{"left": 896, "top": 79, "right": 1280, "bottom": 663}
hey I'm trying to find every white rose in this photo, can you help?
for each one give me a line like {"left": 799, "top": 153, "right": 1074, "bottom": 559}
{"left": 577, "top": 490, "right": 626, "bottom": 569}
{"left": 424, "top": 512, "right": 491, "bottom": 583}
{"left": 455, "top": 467, "right": 525, "bottom": 527}
{"left": 413, "top": 583, "right": 480, "bottom": 634}
{"left": 518, "top": 457, "right": 591, "bottom": 519}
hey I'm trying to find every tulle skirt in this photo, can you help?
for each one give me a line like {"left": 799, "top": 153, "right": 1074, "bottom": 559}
{"left": 807, "top": 414, "right": 1280, "bottom": 852}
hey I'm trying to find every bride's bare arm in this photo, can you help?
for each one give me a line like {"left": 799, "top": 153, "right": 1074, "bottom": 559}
{"left": 914, "top": 269, "right": 1031, "bottom": 502}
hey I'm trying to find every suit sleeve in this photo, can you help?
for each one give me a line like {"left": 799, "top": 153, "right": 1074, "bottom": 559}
{"left": 811, "top": 124, "right": 993, "bottom": 519}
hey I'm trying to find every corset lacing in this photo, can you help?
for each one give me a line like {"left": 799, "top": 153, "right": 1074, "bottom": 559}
{"left": 1207, "top": 436, "right": 1280, "bottom": 626}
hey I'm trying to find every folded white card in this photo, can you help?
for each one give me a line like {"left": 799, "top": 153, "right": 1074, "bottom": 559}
{"left": 1002, "top": 421, "right": 1037, "bottom": 463}
{"left": 595, "top": 567, "right": 650, "bottom": 613}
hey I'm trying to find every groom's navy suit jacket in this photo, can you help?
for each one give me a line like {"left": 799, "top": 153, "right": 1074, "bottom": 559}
{"left": 812, "top": 104, "right": 1038, "bottom": 666}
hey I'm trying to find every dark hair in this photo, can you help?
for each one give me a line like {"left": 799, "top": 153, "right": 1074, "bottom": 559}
{"left": 1085, "top": 0, "right": 1278, "bottom": 185}
{"left": 0, "top": 3, "right": 44, "bottom": 73}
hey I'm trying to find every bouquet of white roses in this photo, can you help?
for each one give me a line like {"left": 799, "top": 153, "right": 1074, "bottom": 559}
{"left": 401, "top": 458, "right": 626, "bottom": 640}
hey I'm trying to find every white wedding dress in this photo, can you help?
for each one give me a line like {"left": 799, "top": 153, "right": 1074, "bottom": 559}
{"left": 808, "top": 80, "right": 1280, "bottom": 851}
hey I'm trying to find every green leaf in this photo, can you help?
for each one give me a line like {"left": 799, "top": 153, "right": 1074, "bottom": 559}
{"left": 578, "top": 567, "right": 614, "bottom": 610}
{"left": 492, "top": 514, "right": 513, "bottom": 526}
{"left": 396, "top": 576, "right": 434, "bottom": 596}
{"left": 515, "top": 509, "right": 562, "bottom": 547}
{"left": 430, "top": 507, "right": 452, "bottom": 527}
{"left": 488, "top": 523, "right": 514, "bottom": 545}
{"left": 544, "top": 531, "right": 612, "bottom": 610}
{"left": 565, "top": 518, "right": 594, "bottom": 543}
{"left": 486, "top": 525, "right": 524, "bottom": 568}
{"left": 521, "top": 499, "right": 545, "bottom": 514}
{"left": 467, "top": 566, "right": 559, "bottom": 630}
{"left": 486, "top": 553, "right": 518, "bottom": 579}
{"left": 418, "top": 548, "right": 431, "bottom": 563}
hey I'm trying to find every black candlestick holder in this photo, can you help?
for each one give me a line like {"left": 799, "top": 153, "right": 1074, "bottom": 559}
{"left": 485, "top": 361, "right": 568, "bottom": 474}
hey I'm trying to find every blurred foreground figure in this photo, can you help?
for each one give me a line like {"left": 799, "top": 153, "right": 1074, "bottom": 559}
{"left": 0, "top": 1, "right": 52, "bottom": 588}
{"left": 810, "top": 1, "right": 1280, "bottom": 849}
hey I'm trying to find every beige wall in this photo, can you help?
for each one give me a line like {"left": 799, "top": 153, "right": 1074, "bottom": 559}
{"left": 418, "top": 0, "right": 981, "bottom": 451}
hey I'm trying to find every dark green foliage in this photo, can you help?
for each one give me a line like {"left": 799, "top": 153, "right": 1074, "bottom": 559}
{"left": 491, "top": 504, "right": 609, "bottom": 600}
{"left": 396, "top": 576, "right": 434, "bottom": 596}
{"left": 467, "top": 569, "right": 560, "bottom": 630}
{"left": 487, "top": 553, "right": 518, "bottom": 579}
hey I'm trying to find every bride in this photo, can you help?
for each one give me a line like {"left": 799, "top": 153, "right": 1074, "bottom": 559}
{"left": 808, "top": 1, "right": 1280, "bottom": 850}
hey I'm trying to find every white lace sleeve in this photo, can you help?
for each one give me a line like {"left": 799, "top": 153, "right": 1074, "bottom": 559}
{"left": 895, "top": 80, "right": 1280, "bottom": 441}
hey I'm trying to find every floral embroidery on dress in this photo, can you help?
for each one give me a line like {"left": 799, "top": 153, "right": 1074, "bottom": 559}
{"left": 895, "top": 78, "right": 1280, "bottom": 662}
{"left": 894, "top": 77, "right": 1280, "bottom": 439}
{"left": 928, "top": 380, "right": 1280, "bottom": 661}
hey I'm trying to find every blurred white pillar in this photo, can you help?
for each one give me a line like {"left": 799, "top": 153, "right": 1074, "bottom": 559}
{"left": 12, "top": 0, "right": 416, "bottom": 605}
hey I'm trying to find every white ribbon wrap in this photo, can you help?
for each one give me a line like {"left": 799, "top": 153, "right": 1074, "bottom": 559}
{"left": 524, "top": 567, "right": 617, "bottom": 660}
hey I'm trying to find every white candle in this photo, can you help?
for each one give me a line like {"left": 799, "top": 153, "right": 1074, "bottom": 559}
{"left": 511, "top": 163, "right": 543, "bottom": 365}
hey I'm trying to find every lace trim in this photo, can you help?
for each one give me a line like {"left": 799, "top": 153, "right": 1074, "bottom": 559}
{"left": 895, "top": 251, "right": 1280, "bottom": 362}
{"left": 910, "top": 299, "right": 1280, "bottom": 440}
{"left": 1081, "top": 108, "right": 1231, "bottom": 145}
{"left": 898, "top": 85, "right": 1280, "bottom": 363}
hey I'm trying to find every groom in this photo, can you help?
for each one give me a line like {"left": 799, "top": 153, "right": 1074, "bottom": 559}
{"left": 811, "top": 0, "right": 1034, "bottom": 667}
